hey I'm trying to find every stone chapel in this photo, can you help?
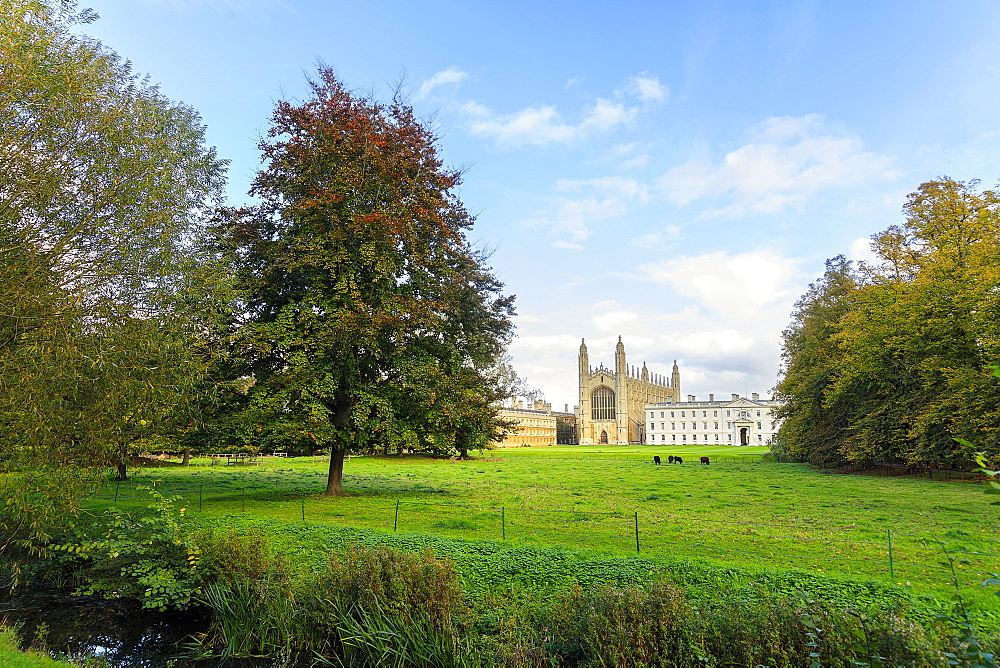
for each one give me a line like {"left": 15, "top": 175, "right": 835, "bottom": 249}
{"left": 576, "top": 336, "right": 679, "bottom": 444}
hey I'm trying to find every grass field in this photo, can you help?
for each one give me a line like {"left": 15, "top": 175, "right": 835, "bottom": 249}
{"left": 88, "top": 444, "right": 1000, "bottom": 608}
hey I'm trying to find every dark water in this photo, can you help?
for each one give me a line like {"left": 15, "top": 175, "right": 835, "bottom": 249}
{"left": 0, "top": 590, "right": 212, "bottom": 666}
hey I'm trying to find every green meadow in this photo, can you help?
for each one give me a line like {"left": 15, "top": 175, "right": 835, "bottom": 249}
{"left": 90, "top": 444, "right": 1000, "bottom": 608}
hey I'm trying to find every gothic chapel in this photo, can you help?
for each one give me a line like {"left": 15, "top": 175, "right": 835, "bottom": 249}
{"left": 577, "top": 337, "right": 679, "bottom": 444}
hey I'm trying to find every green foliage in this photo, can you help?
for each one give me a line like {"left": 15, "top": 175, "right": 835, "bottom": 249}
{"left": 0, "top": 625, "right": 73, "bottom": 667}
{"left": 777, "top": 178, "right": 1000, "bottom": 467}
{"left": 0, "top": 469, "right": 101, "bottom": 586}
{"left": 543, "top": 581, "right": 702, "bottom": 664}
{"left": 43, "top": 488, "right": 205, "bottom": 610}
{"left": 196, "top": 544, "right": 468, "bottom": 665}
{"left": 216, "top": 68, "right": 514, "bottom": 494}
{"left": 0, "top": 0, "right": 232, "bottom": 474}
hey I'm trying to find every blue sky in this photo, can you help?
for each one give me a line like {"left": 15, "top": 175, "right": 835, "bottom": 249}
{"left": 79, "top": 0, "right": 1000, "bottom": 409}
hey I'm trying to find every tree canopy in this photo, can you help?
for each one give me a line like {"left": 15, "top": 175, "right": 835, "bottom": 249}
{"left": 775, "top": 178, "right": 1000, "bottom": 467}
{"left": 218, "top": 68, "right": 515, "bottom": 495}
{"left": 0, "top": 0, "right": 230, "bottom": 477}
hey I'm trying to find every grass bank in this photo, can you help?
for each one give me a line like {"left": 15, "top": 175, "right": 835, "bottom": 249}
{"left": 86, "top": 445, "right": 1000, "bottom": 604}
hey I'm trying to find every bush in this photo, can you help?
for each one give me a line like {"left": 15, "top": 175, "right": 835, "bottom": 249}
{"left": 196, "top": 544, "right": 470, "bottom": 666}
{"left": 544, "top": 581, "right": 701, "bottom": 665}
{"left": 42, "top": 487, "right": 205, "bottom": 610}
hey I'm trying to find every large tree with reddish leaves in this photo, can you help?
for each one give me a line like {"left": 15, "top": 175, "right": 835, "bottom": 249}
{"left": 221, "top": 68, "right": 514, "bottom": 495}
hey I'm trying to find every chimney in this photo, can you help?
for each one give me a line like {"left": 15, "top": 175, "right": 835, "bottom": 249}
{"left": 752, "top": 392, "right": 759, "bottom": 401}
{"left": 709, "top": 393, "right": 714, "bottom": 401}
{"left": 732, "top": 393, "right": 739, "bottom": 400}
{"left": 564, "top": 404, "right": 569, "bottom": 413}
{"left": 687, "top": 394, "right": 695, "bottom": 402}
{"left": 518, "top": 400, "right": 523, "bottom": 409}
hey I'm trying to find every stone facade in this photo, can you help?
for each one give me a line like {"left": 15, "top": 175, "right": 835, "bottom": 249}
{"left": 577, "top": 336, "right": 680, "bottom": 444}
{"left": 494, "top": 399, "right": 557, "bottom": 447}
{"left": 644, "top": 393, "right": 783, "bottom": 446}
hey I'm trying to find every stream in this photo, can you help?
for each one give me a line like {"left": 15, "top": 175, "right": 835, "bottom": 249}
{"left": 1, "top": 589, "right": 214, "bottom": 666}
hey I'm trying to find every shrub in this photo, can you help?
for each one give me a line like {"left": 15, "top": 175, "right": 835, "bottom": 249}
{"left": 543, "top": 581, "right": 702, "bottom": 665}
{"left": 42, "top": 487, "right": 205, "bottom": 610}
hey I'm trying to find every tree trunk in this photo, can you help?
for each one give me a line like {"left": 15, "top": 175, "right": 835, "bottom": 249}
{"left": 181, "top": 447, "right": 190, "bottom": 465}
{"left": 324, "top": 447, "right": 346, "bottom": 496}
{"left": 115, "top": 462, "right": 128, "bottom": 481}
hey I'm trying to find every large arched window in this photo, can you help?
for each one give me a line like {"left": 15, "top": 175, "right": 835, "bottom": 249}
{"left": 591, "top": 386, "right": 616, "bottom": 420}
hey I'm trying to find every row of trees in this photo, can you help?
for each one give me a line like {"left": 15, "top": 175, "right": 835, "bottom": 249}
{"left": 0, "top": 1, "right": 515, "bottom": 497}
{"left": 775, "top": 178, "right": 1000, "bottom": 468}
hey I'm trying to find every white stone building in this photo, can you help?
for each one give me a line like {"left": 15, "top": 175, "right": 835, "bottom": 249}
{"left": 644, "top": 393, "right": 783, "bottom": 446}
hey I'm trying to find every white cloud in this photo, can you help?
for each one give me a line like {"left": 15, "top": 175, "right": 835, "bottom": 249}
{"left": 467, "top": 99, "right": 635, "bottom": 147}
{"left": 629, "top": 225, "right": 680, "bottom": 247}
{"left": 592, "top": 309, "right": 640, "bottom": 332}
{"left": 847, "top": 236, "right": 878, "bottom": 265}
{"left": 657, "top": 114, "right": 899, "bottom": 216}
{"left": 463, "top": 72, "right": 664, "bottom": 148}
{"left": 636, "top": 249, "right": 802, "bottom": 320}
{"left": 621, "top": 72, "right": 668, "bottom": 103}
{"left": 416, "top": 67, "right": 468, "bottom": 101}
{"left": 528, "top": 177, "right": 648, "bottom": 248}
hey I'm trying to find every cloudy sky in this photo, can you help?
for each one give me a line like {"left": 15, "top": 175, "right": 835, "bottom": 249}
{"left": 79, "top": 0, "right": 1000, "bottom": 409}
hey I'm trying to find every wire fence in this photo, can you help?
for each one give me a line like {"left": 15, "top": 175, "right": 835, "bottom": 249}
{"left": 91, "top": 476, "right": 1000, "bottom": 592}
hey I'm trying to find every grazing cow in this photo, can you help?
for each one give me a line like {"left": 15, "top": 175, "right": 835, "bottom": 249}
{"left": 667, "top": 455, "right": 675, "bottom": 464}
{"left": 674, "top": 456, "right": 683, "bottom": 464}
{"left": 700, "top": 456, "right": 710, "bottom": 465}
{"left": 653, "top": 455, "right": 661, "bottom": 465}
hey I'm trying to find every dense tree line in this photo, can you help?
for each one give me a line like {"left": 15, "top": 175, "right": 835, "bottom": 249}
{"left": 0, "top": 2, "right": 515, "bottom": 500}
{"left": 775, "top": 178, "right": 1000, "bottom": 468}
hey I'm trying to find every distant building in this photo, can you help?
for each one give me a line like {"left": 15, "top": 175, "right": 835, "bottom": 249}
{"left": 493, "top": 399, "right": 557, "bottom": 447}
{"left": 577, "top": 336, "right": 680, "bottom": 444}
{"left": 553, "top": 404, "right": 578, "bottom": 444}
{"left": 645, "top": 393, "right": 784, "bottom": 446}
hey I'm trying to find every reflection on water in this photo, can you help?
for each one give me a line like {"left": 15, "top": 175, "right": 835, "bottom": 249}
{"left": 0, "top": 590, "right": 210, "bottom": 666}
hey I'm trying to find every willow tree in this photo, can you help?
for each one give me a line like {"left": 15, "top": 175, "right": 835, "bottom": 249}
{"left": 0, "top": 0, "right": 229, "bottom": 480}
{"left": 221, "top": 68, "right": 514, "bottom": 495}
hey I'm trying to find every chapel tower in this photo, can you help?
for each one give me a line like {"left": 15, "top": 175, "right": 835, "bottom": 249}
{"left": 576, "top": 336, "right": 680, "bottom": 444}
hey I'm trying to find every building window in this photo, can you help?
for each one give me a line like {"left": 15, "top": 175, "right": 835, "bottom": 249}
{"left": 713, "top": 410, "right": 718, "bottom": 417}
{"left": 726, "top": 410, "right": 730, "bottom": 417}
{"left": 671, "top": 411, "right": 675, "bottom": 417}
{"left": 671, "top": 423, "right": 675, "bottom": 430}
{"left": 758, "top": 434, "right": 763, "bottom": 442}
{"left": 591, "top": 386, "right": 615, "bottom": 420}
{"left": 681, "top": 411, "right": 686, "bottom": 417}
{"left": 756, "top": 410, "right": 761, "bottom": 417}
{"left": 692, "top": 423, "right": 697, "bottom": 430}
{"left": 757, "top": 422, "right": 762, "bottom": 429}
{"left": 660, "top": 412, "right": 664, "bottom": 418}
{"left": 672, "top": 435, "right": 676, "bottom": 441}
{"left": 682, "top": 435, "right": 686, "bottom": 441}
{"left": 649, "top": 412, "right": 654, "bottom": 420}
{"left": 715, "top": 434, "right": 719, "bottom": 441}
{"left": 728, "top": 434, "right": 732, "bottom": 441}
{"left": 702, "top": 411, "right": 707, "bottom": 417}
{"left": 650, "top": 423, "right": 654, "bottom": 431}
{"left": 714, "top": 422, "right": 718, "bottom": 429}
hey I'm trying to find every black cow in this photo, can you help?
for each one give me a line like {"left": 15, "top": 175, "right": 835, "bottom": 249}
{"left": 674, "top": 456, "right": 683, "bottom": 464}
{"left": 700, "top": 456, "right": 710, "bottom": 465}
{"left": 653, "top": 455, "right": 661, "bottom": 465}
